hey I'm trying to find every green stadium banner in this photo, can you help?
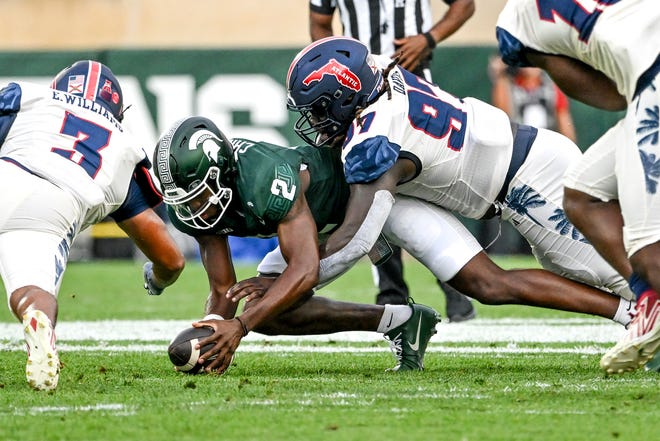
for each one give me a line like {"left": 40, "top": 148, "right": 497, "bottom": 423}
{"left": 0, "top": 47, "right": 623, "bottom": 157}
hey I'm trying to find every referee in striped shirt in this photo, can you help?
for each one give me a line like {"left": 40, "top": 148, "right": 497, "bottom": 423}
{"left": 308, "top": 0, "right": 478, "bottom": 321}
{"left": 309, "top": 0, "right": 474, "bottom": 81}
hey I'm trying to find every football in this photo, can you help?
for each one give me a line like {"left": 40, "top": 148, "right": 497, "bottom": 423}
{"left": 167, "top": 326, "right": 216, "bottom": 374}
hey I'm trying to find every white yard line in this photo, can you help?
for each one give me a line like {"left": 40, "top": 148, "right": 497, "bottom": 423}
{"left": 0, "top": 318, "right": 625, "bottom": 348}
{"left": 11, "top": 403, "right": 136, "bottom": 416}
{"left": 0, "top": 342, "right": 612, "bottom": 355}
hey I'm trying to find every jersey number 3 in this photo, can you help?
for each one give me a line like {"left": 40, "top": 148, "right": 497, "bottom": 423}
{"left": 51, "top": 111, "right": 111, "bottom": 179}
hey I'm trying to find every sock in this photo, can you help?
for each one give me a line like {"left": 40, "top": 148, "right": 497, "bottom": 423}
{"left": 629, "top": 272, "right": 652, "bottom": 300}
{"left": 377, "top": 305, "right": 413, "bottom": 333}
{"left": 612, "top": 297, "right": 637, "bottom": 327}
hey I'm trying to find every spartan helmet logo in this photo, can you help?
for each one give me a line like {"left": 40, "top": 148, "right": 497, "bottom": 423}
{"left": 189, "top": 129, "right": 222, "bottom": 164}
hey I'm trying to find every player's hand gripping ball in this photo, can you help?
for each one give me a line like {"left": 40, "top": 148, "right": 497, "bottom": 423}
{"left": 167, "top": 326, "right": 216, "bottom": 374}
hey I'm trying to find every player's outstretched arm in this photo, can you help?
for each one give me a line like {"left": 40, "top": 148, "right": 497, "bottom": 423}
{"left": 318, "top": 159, "right": 412, "bottom": 283}
{"left": 196, "top": 234, "right": 241, "bottom": 320}
{"left": 119, "top": 208, "right": 185, "bottom": 293}
{"left": 197, "top": 195, "right": 320, "bottom": 374}
{"left": 237, "top": 193, "right": 320, "bottom": 326}
{"left": 318, "top": 186, "right": 394, "bottom": 285}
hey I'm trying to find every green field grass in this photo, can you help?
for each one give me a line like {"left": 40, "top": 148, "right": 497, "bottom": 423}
{"left": 1, "top": 256, "right": 658, "bottom": 441}
{"left": 2, "top": 350, "right": 657, "bottom": 441}
{"left": 0, "top": 254, "right": 570, "bottom": 323}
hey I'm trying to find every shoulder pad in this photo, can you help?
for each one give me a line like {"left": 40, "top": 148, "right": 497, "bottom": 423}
{"left": 343, "top": 136, "right": 400, "bottom": 184}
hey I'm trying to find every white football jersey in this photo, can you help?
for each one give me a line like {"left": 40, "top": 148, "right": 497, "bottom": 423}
{"left": 341, "top": 57, "right": 513, "bottom": 219}
{"left": 496, "top": 0, "right": 660, "bottom": 101}
{"left": 0, "top": 81, "right": 146, "bottom": 226}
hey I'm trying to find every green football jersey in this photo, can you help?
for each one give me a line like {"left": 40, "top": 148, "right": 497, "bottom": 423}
{"left": 168, "top": 139, "right": 349, "bottom": 238}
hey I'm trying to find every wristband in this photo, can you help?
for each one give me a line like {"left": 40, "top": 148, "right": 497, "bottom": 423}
{"left": 203, "top": 314, "right": 224, "bottom": 321}
{"left": 235, "top": 316, "right": 249, "bottom": 336}
{"left": 423, "top": 32, "right": 437, "bottom": 49}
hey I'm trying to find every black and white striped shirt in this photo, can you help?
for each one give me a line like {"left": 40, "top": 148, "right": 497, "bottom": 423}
{"left": 310, "top": 0, "right": 455, "bottom": 58}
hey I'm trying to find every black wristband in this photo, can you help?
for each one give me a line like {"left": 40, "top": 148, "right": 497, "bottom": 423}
{"left": 423, "top": 32, "right": 437, "bottom": 49}
{"left": 235, "top": 316, "right": 249, "bottom": 336}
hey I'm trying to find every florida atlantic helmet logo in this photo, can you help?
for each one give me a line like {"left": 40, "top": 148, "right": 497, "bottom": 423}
{"left": 302, "top": 58, "right": 362, "bottom": 92}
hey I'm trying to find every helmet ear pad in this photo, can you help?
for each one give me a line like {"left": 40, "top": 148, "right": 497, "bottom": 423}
{"left": 51, "top": 60, "right": 124, "bottom": 121}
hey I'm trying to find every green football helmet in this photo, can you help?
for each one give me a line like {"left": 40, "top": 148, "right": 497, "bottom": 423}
{"left": 153, "top": 116, "right": 236, "bottom": 230}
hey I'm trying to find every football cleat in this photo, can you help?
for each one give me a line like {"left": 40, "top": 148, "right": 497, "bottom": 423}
{"left": 600, "top": 290, "right": 660, "bottom": 374}
{"left": 23, "top": 310, "right": 60, "bottom": 391}
{"left": 645, "top": 350, "right": 660, "bottom": 373}
{"left": 384, "top": 302, "right": 440, "bottom": 372}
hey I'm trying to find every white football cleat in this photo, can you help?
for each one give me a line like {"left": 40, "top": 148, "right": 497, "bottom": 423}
{"left": 23, "top": 310, "right": 60, "bottom": 391}
{"left": 601, "top": 290, "right": 660, "bottom": 374}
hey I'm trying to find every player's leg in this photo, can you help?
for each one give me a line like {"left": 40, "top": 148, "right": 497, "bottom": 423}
{"left": 449, "top": 252, "right": 623, "bottom": 322}
{"left": 0, "top": 161, "right": 82, "bottom": 390}
{"left": 240, "top": 263, "right": 386, "bottom": 335}
{"left": 249, "top": 294, "right": 383, "bottom": 334}
{"left": 373, "top": 242, "right": 475, "bottom": 322}
{"left": 0, "top": 244, "right": 60, "bottom": 390}
{"left": 246, "top": 293, "right": 438, "bottom": 371}
{"left": 1, "top": 230, "right": 65, "bottom": 392}
{"left": 505, "top": 128, "right": 633, "bottom": 299}
{"left": 256, "top": 245, "right": 414, "bottom": 335}
{"left": 372, "top": 245, "right": 409, "bottom": 305}
{"left": 438, "top": 280, "right": 476, "bottom": 323}
{"left": 563, "top": 121, "right": 633, "bottom": 281}
{"left": 252, "top": 244, "right": 440, "bottom": 371}
{"left": 602, "top": 81, "right": 660, "bottom": 373}
{"left": 383, "top": 195, "right": 627, "bottom": 323}
{"left": 621, "top": 76, "right": 660, "bottom": 292}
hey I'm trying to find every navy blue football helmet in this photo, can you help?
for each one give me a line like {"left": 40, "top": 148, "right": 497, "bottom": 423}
{"left": 286, "top": 37, "right": 383, "bottom": 147}
{"left": 51, "top": 60, "right": 124, "bottom": 122}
